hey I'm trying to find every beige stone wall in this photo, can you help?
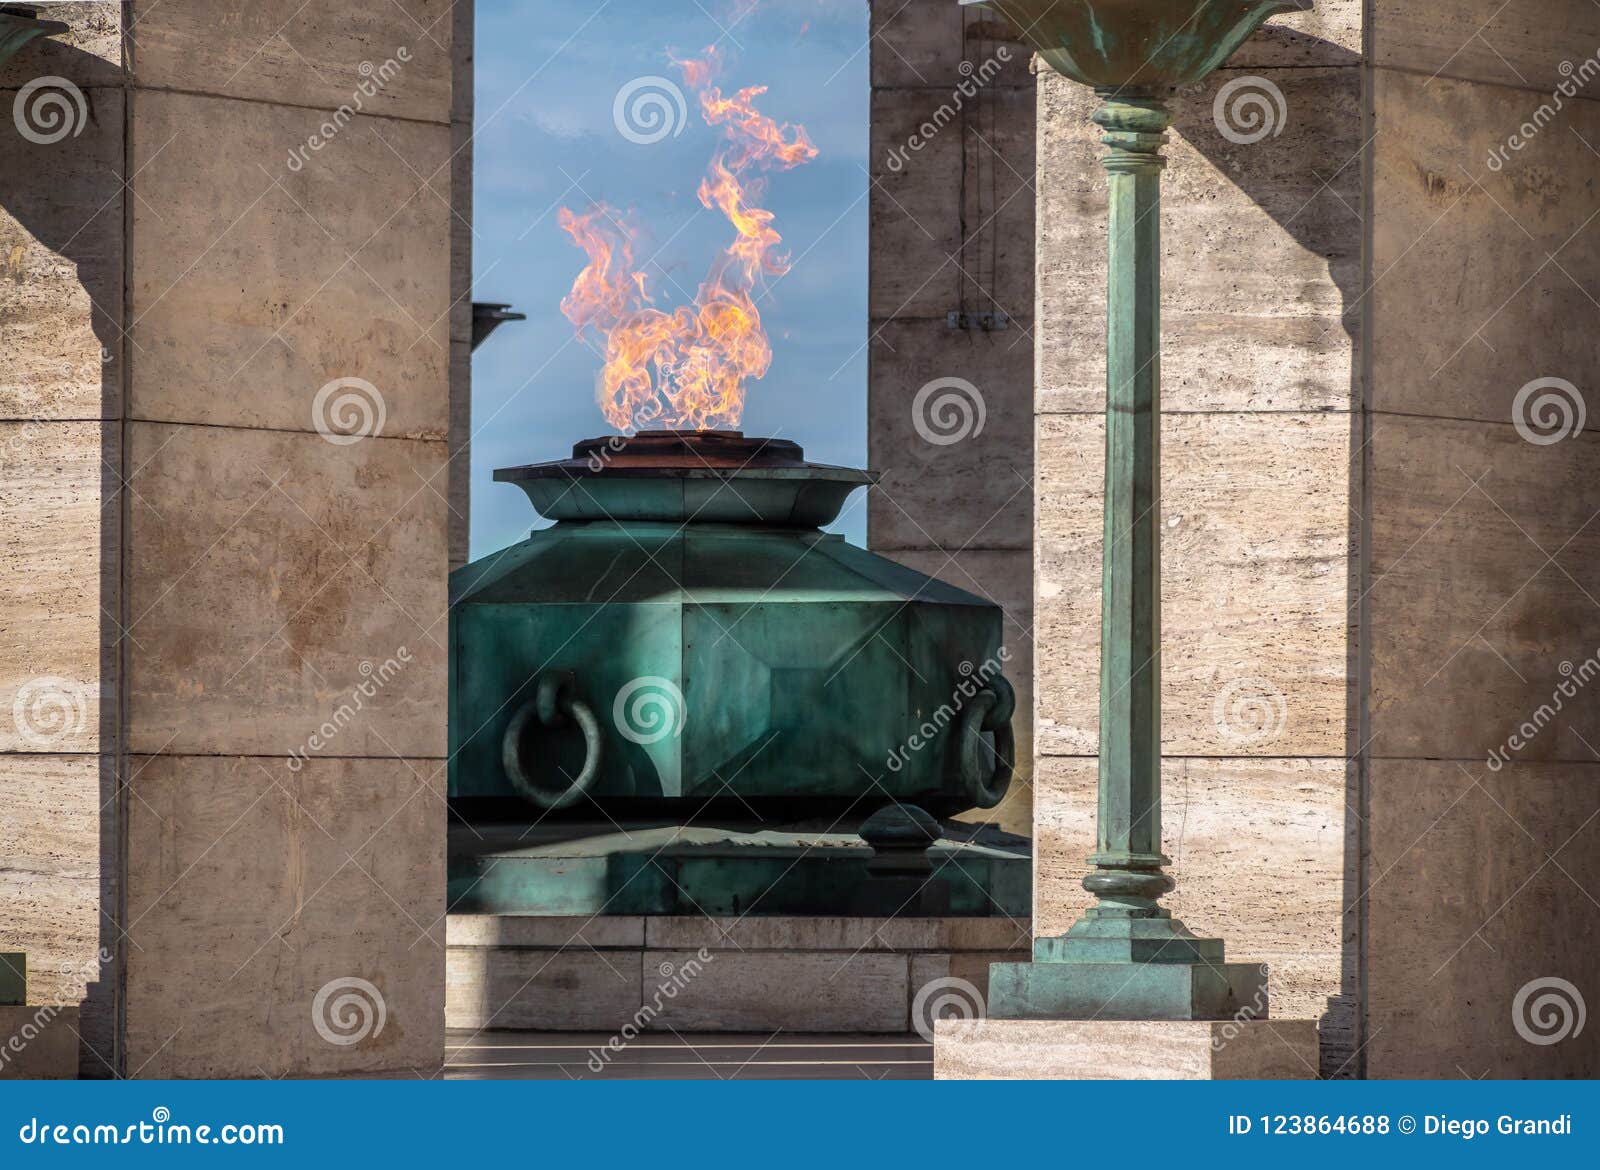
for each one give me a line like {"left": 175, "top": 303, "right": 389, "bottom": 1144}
{"left": 1363, "top": 6, "right": 1600, "bottom": 1079}
{"left": 2, "top": 2, "right": 456, "bottom": 1077}
{"left": 867, "top": 0, "right": 1036, "bottom": 839}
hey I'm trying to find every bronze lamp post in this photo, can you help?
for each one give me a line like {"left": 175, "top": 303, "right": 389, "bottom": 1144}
{"left": 963, "top": 0, "right": 1311, "bottom": 1020}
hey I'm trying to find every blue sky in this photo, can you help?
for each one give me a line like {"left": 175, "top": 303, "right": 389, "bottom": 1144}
{"left": 468, "top": 0, "right": 870, "bottom": 557}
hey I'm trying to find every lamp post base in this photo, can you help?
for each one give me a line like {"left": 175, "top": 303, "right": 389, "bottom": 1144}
{"left": 934, "top": 1019, "right": 1318, "bottom": 1080}
{"left": 986, "top": 917, "right": 1268, "bottom": 1020}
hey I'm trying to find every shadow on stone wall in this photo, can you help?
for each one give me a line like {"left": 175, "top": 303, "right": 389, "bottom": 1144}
{"left": 1, "top": 32, "right": 125, "bottom": 1076}
{"left": 1177, "top": 29, "right": 1364, "bottom": 1078}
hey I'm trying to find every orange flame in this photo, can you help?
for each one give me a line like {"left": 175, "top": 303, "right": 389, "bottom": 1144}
{"left": 559, "top": 51, "right": 818, "bottom": 432}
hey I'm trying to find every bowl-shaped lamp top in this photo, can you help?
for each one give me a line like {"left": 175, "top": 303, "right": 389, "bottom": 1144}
{"left": 961, "top": 0, "right": 1311, "bottom": 92}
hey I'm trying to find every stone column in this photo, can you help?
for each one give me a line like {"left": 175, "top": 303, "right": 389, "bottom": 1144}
{"left": 2, "top": 1, "right": 458, "bottom": 1077}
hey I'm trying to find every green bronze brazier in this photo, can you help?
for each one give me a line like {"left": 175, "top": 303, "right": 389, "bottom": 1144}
{"left": 449, "top": 431, "right": 1016, "bottom": 818}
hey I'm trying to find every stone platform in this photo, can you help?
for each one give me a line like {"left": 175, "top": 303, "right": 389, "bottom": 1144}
{"left": 447, "top": 915, "right": 1030, "bottom": 1033}
{"left": 934, "top": 1019, "right": 1320, "bottom": 1079}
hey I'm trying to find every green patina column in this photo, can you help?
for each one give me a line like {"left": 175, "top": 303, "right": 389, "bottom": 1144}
{"left": 0, "top": 6, "right": 69, "bottom": 1011}
{"left": 963, "top": 0, "right": 1312, "bottom": 1020}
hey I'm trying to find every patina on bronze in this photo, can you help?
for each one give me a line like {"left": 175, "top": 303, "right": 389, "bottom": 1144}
{"left": 447, "top": 429, "right": 1028, "bottom": 916}
{"left": 965, "top": 0, "right": 1312, "bottom": 1020}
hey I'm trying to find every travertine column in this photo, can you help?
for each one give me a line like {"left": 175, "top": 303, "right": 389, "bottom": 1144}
{"left": 867, "top": 0, "right": 1036, "bottom": 838}
{"left": 3, "top": 1, "right": 457, "bottom": 1077}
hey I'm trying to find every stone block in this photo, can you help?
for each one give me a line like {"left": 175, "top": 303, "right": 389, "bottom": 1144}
{"left": 123, "top": 754, "right": 444, "bottom": 1078}
{"left": 1367, "top": 759, "right": 1600, "bottom": 1079}
{"left": 934, "top": 1018, "right": 1318, "bottom": 1078}
{"left": 128, "top": 89, "right": 450, "bottom": 438}
{"left": 449, "top": 118, "right": 473, "bottom": 348}
{"left": 1033, "top": 756, "right": 1347, "bottom": 1024}
{"left": 958, "top": 84, "right": 1035, "bottom": 319}
{"left": 448, "top": 338, "right": 471, "bottom": 571}
{"left": 1372, "top": 1, "right": 1600, "bottom": 94}
{"left": 0, "top": 422, "right": 112, "bottom": 753}
{"left": 1371, "top": 70, "right": 1600, "bottom": 425}
{"left": 0, "top": 754, "right": 103, "bottom": 1010}
{"left": 0, "top": 1006, "right": 80, "bottom": 1079}
{"left": 124, "top": 421, "right": 447, "bottom": 759}
{"left": 1369, "top": 415, "right": 1600, "bottom": 762}
{"left": 870, "top": 88, "right": 963, "bottom": 320}
{"left": 0, "top": 86, "right": 122, "bottom": 419}
{"left": 1036, "top": 412, "right": 1354, "bottom": 757}
{"left": 646, "top": 951, "right": 910, "bottom": 1032}
{"left": 445, "top": 947, "right": 641, "bottom": 1031}
{"left": 1036, "top": 68, "right": 1361, "bottom": 414}
{"left": 447, "top": 915, "right": 645, "bottom": 950}
{"left": 127, "top": 0, "right": 453, "bottom": 123}
{"left": 867, "top": 318, "right": 1033, "bottom": 551}
{"left": 871, "top": 0, "right": 1035, "bottom": 89}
